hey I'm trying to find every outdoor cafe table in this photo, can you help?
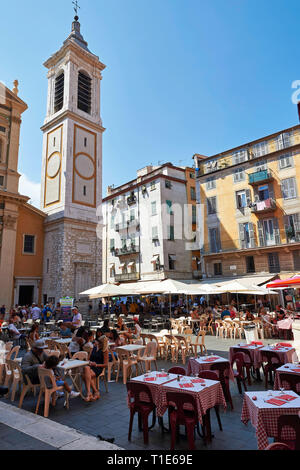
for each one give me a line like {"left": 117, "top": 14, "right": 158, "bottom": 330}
{"left": 187, "top": 355, "right": 235, "bottom": 382}
{"left": 53, "top": 338, "right": 72, "bottom": 345}
{"left": 229, "top": 343, "right": 264, "bottom": 379}
{"left": 58, "top": 359, "right": 89, "bottom": 399}
{"left": 241, "top": 390, "right": 300, "bottom": 450}
{"left": 254, "top": 345, "right": 298, "bottom": 370}
{"left": 274, "top": 363, "right": 300, "bottom": 392}
{"left": 117, "top": 344, "right": 145, "bottom": 353}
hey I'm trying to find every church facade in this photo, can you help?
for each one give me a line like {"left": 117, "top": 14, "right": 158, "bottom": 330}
{"left": 0, "top": 16, "right": 104, "bottom": 310}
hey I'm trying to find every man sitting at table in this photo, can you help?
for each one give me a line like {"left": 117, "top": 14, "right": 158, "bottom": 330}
{"left": 60, "top": 323, "right": 72, "bottom": 338}
{"left": 21, "top": 339, "right": 48, "bottom": 385}
{"left": 221, "top": 306, "right": 231, "bottom": 319}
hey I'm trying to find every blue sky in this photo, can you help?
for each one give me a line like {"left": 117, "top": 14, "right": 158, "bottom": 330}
{"left": 1, "top": 0, "right": 300, "bottom": 206}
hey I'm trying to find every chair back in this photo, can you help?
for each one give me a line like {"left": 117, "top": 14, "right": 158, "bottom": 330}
{"left": 261, "top": 350, "right": 283, "bottom": 366}
{"left": 5, "top": 342, "right": 13, "bottom": 352}
{"left": 232, "top": 348, "right": 252, "bottom": 364}
{"left": 168, "top": 366, "right": 186, "bottom": 376}
{"left": 277, "top": 414, "right": 300, "bottom": 450}
{"left": 278, "top": 373, "right": 300, "bottom": 394}
{"left": 37, "top": 367, "right": 56, "bottom": 390}
{"left": 126, "top": 382, "right": 153, "bottom": 406}
{"left": 72, "top": 351, "right": 88, "bottom": 361}
{"left": 143, "top": 341, "right": 157, "bottom": 358}
{"left": 6, "top": 346, "right": 20, "bottom": 361}
{"left": 198, "top": 370, "right": 219, "bottom": 381}
{"left": 231, "top": 352, "right": 246, "bottom": 377}
{"left": 210, "top": 361, "right": 230, "bottom": 383}
{"left": 166, "top": 391, "right": 197, "bottom": 423}
{"left": 265, "top": 443, "right": 293, "bottom": 450}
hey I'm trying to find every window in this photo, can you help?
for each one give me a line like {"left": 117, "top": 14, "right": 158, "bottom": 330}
{"left": 78, "top": 71, "right": 92, "bottom": 114}
{"left": 214, "top": 263, "right": 222, "bottom": 276}
{"left": 150, "top": 181, "right": 156, "bottom": 191}
{"left": 239, "top": 222, "right": 255, "bottom": 249}
{"left": 0, "top": 139, "right": 3, "bottom": 162}
{"left": 282, "top": 177, "right": 297, "bottom": 200}
{"left": 151, "top": 201, "right": 157, "bottom": 216}
{"left": 190, "top": 187, "right": 196, "bottom": 201}
{"left": 276, "top": 132, "right": 293, "bottom": 150}
{"left": 255, "top": 160, "right": 268, "bottom": 172}
{"left": 152, "top": 226, "right": 159, "bottom": 241}
{"left": 168, "top": 254, "right": 176, "bottom": 270}
{"left": 0, "top": 176, "right": 4, "bottom": 187}
{"left": 0, "top": 126, "right": 6, "bottom": 133}
{"left": 284, "top": 213, "right": 300, "bottom": 242}
{"left": 84, "top": 137, "right": 87, "bottom": 147}
{"left": 189, "top": 173, "right": 195, "bottom": 179}
{"left": 192, "top": 205, "right": 197, "bottom": 224}
{"left": 258, "top": 218, "right": 280, "bottom": 247}
{"left": 54, "top": 72, "right": 64, "bottom": 113}
{"left": 207, "top": 196, "right": 217, "bottom": 215}
{"left": 110, "top": 239, "right": 115, "bottom": 252}
{"left": 130, "top": 209, "right": 135, "bottom": 222}
{"left": 23, "top": 235, "right": 35, "bottom": 254}
{"left": 167, "top": 225, "right": 175, "bottom": 241}
{"left": 279, "top": 153, "right": 293, "bottom": 170}
{"left": 46, "top": 259, "right": 50, "bottom": 274}
{"left": 252, "top": 142, "right": 268, "bottom": 158}
{"left": 209, "top": 228, "right": 221, "bottom": 253}
{"left": 110, "top": 214, "right": 115, "bottom": 229}
{"left": 165, "top": 180, "right": 172, "bottom": 189}
{"left": 246, "top": 256, "right": 256, "bottom": 273}
{"left": 166, "top": 200, "right": 173, "bottom": 215}
{"left": 83, "top": 186, "right": 87, "bottom": 196}
{"left": 268, "top": 252, "right": 280, "bottom": 273}
{"left": 233, "top": 167, "right": 245, "bottom": 183}
{"left": 236, "top": 189, "right": 251, "bottom": 209}
{"left": 293, "top": 250, "right": 300, "bottom": 270}
{"left": 206, "top": 177, "right": 216, "bottom": 190}
{"left": 233, "top": 149, "right": 248, "bottom": 164}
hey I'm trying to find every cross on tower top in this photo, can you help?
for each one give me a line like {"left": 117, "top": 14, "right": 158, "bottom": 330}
{"left": 72, "top": 0, "right": 80, "bottom": 20}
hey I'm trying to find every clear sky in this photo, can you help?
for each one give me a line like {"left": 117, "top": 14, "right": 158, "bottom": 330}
{"left": 1, "top": 0, "right": 300, "bottom": 207}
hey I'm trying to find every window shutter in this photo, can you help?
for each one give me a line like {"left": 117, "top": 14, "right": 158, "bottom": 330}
{"left": 246, "top": 189, "right": 252, "bottom": 206}
{"left": 273, "top": 218, "right": 281, "bottom": 245}
{"left": 257, "top": 221, "right": 265, "bottom": 247}
{"left": 294, "top": 213, "right": 300, "bottom": 232}
{"left": 268, "top": 183, "right": 274, "bottom": 200}
{"left": 249, "top": 223, "right": 256, "bottom": 247}
{"left": 281, "top": 179, "right": 288, "bottom": 199}
{"left": 239, "top": 223, "right": 245, "bottom": 248}
{"left": 235, "top": 192, "right": 240, "bottom": 209}
{"left": 290, "top": 178, "right": 297, "bottom": 198}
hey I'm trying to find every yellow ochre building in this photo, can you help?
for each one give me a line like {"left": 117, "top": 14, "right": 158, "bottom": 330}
{"left": 194, "top": 125, "right": 300, "bottom": 280}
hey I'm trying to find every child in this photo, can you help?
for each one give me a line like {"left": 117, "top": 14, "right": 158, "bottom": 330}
{"left": 43, "top": 355, "right": 80, "bottom": 400}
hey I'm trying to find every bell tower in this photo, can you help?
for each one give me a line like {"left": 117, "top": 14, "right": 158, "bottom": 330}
{"left": 41, "top": 12, "right": 105, "bottom": 308}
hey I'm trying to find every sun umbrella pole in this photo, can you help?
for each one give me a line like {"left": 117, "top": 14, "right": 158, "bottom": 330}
{"left": 169, "top": 293, "right": 172, "bottom": 333}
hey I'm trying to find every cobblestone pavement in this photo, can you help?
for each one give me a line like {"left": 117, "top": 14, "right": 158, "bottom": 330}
{"left": 1, "top": 336, "right": 278, "bottom": 451}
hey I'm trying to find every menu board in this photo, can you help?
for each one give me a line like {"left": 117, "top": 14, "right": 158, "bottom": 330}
{"left": 60, "top": 297, "right": 74, "bottom": 322}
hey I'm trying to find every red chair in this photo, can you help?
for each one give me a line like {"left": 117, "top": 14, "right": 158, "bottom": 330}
{"left": 198, "top": 370, "right": 223, "bottom": 433}
{"left": 232, "top": 348, "right": 253, "bottom": 385}
{"left": 265, "top": 442, "right": 293, "bottom": 450}
{"left": 231, "top": 353, "right": 248, "bottom": 394}
{"left": 168, "top": 367, "right": 187, "bottom": 376}
{"left": 261, "top": 351, "right": 283, "bottom": 388}
{"left": 210, "top": 362, "right": 234, "bottom": 410}
{"left": 166, "top": 391, "right": 198, "bottom": 450}
{"left": 126, "top": 382, "right": 156, "bottom": 445}
{"left": 276, "top": 414, "right": 300, "bottom": 450}
{"left": 277, "top": 373, "right": 300, "bottom": 394}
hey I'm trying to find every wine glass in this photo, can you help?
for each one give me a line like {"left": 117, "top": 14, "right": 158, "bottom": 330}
{"left": 279, "top": 387, "right": 285, "bottom": 395}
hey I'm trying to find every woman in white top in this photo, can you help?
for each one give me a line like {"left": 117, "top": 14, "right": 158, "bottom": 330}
{"left": 132, "top": 317, "right": 141, "bottom": 339}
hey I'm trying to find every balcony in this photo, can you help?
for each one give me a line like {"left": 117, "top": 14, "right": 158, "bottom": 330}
{"left": 248, "top": 169, "right": 274, "bottom": 185}
{"left": 115, "top": 272, "right": 140, "bottom": 282}
{"left": 250, "top": 198, "right": 277, "bottom": 214}
{"left": 115, "top": 245, "right": 139, "bottom": 256}
{"left": 115, "top": 219, "right": 139, "bottom": 232}
{"left": 127, "top": 195, "right": 137, "bottom": 206}
{"left": 201, "top": 238, "right": 257, "bottom": 255}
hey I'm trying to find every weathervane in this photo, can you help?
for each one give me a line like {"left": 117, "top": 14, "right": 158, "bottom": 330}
{"left": 72, "top": 0, "right": 80, "bottom": 19}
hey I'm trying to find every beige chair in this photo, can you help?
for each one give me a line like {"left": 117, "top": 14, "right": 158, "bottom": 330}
{"left": 4, "top": 360, "right": 29, "bottom": 402}
{"left": 164, "top": 335, "right": 177, "bottom": 362}
{"left": 223, "top": 319, "right": 235, "bottom": 339}
{"left": 72, "top": 351, "right": 88, "bottom": 361}
{"left": 107, "top": 347, "right": 120, "bottom": 382}
{"left": 232, "top": 321, "right": 244, "bottom": 340}
{"left": 138, "top": 341, "right": 158, "bottom": 372}
{"left": 190, "top": 330, "right": 207, "bottom": 356}
{"left": 116, "top": 348, "right": 140, "bottom": 384}
{"left": 96, "top": 368, "right": 108, "bottom": 393}
{"left": 44, "top": 349, "right": 60, "bottom": 358}
{"left": 215, "top": 321, "right": 224, "bottom": 339}
{"left": 174, "top": 335, "right": 192, "bottom": 364}
{"left": 56, "top": 342, "right": 69, "bottom": 359}
{"left": 6, "top": 346, "right": 20, "bottom": 361}
{"left": 19, "top": 371, "right": 40, "bottom": 409}
{"left": 35, "top": 368, "right": 68, "bottom": 418}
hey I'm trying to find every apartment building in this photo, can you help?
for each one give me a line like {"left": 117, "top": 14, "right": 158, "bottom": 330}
{"left": 102, "top": 163, "right": 198, "bottom": 283}
{"left": 194, "top": 125, "right": 300, "bottom": 279}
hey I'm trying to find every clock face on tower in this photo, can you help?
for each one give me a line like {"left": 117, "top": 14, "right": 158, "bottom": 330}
{"left": 47, "top": 152, "right": 61, "bottom": 179}
{"left": 75, "top": 153, "right": 95, "bottom": 180}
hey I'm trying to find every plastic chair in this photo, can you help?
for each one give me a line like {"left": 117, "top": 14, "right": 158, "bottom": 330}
{"left": 277, "top": 373, "right": 300, "bottom": 394}
{"left": 4, "top": 360, "right": 22, "bottom": 402}
{"left": 35, "top": 367, "right": 68, "bottom": 418}
{"left": 261, "top": 351, "right": 283, "bottom": 388}
{"left": 166, "top": 391, "right": 198, "bottom": 450}
{"left": 6, "top": 346, "right": 20, "bottom": 361}
{"left": 116, "top": 348, "right": 140, "bottom": 384}
{"left": 210, "top": 362, "right": 234, "bottom": 410}
{"left": 189, "top": 330, "right": 207, "bottom": 357}
{"left": 276, "top": 414, "right": 300, "bottom": 450}
{"left": 107, "top": 347, "right": 120, "bottom": 382}
{"left": 19, "top": 372, "right": 40, "bottom": 409}
{"left": 231, "top": 352, "right": 248, "bottom": 394}
{"left": 168, "top": 366, "right": 187, "bottom": 376}
{"left": 138, "top": 341, "right": 158, "bottom": 373}
{"left": 174, "top": 336, "right": 191, "bottom": 365}
{"left": 164, "top": 335, "right": 177, "bottom": 362}
{"left": 96, "top": 368, "right": 108, "bottom": 393}
{"left": 197, "top": 370, "right": 223, "bottom": 432}
{"left": 127, "top": 382, "right": 156, "bottom": 445}
{"left": 232, "top": 347, "right": 253, "bottom": 386}
{"left": 215, "top": 321, "right": 224, "bottom": 339}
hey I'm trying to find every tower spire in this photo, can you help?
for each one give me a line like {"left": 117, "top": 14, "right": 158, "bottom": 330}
{"left": 64, "top": 0, "right": 89, "bottom": 51}
{"left": 72, "top": 0, "right": 80, "bottom": 21}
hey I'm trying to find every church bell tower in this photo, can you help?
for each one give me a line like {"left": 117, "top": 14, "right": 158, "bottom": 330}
{"left": 41, "top": 11, "right": 105, "bottom": 307}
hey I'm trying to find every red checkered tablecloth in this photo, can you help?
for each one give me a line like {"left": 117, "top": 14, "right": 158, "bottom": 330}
{"left": 157, "top": 379, "right": 226, "bottom": 425}
{"left": 274, "top": 367, "right": 300, "bottom": 393}
{"left": 254, "top": 347, "right": 297, "bottom": 370}
{"left": 127, "top": 373, "right": 178, "bottom": 408}
{"left": 187, "top": 357, "right": 235, "bottom": 382}
{"left": 241, "top": 392, "right": 300, "bottom": 450}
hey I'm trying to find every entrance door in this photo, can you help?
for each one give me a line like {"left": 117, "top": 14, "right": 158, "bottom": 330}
{"left": 18, "top": 286, "right": 34, "bottom": 306}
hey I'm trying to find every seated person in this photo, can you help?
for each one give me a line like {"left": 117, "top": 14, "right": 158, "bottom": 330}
{"left": 116, "top": 317, "right": 131, "bottom": 341}
{"left": 21, "top": 339, "right": 48, "bottom": 384}
{"left": 28, "top": 323, "right": 40, "bottom": 342}
{"left": 83, "top": 331, "right": 94, "bottom": 352}
{"left": 99, "top": 319, "right": 111, "bottom": 336}
{"left": 82, "top": 336, "right": 109, "bottom": 402}
{"left": 221, "top": 306, "right": 231, "bottom": 320}
{"left": 8, "top": 318, "right": 24, "bottom": 341}
{"left": 244, "top": 310, "right": 255, "bottom": 322}
{"left": 43, "top": 355, "right": 80, "bottom": 400}
{"left": 60, "top": 323, "right": 72, "bottom": 338}
{"left": 131, "top": 317, "right": 142, "bottom": 340}
{"left": 69, "top": 326, "right": 88, "bottom": 356}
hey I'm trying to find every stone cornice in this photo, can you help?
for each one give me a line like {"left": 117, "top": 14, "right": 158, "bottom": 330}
{"left": 41, "top": 110, "right": 105, "bottom": 134}
{"left": 44, "top": 40, "right": 106, "bottom": 72}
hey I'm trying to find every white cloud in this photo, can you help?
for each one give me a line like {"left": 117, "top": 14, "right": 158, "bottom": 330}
{"left": 19, "top": 174, "right": 41, "bottom": 209}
